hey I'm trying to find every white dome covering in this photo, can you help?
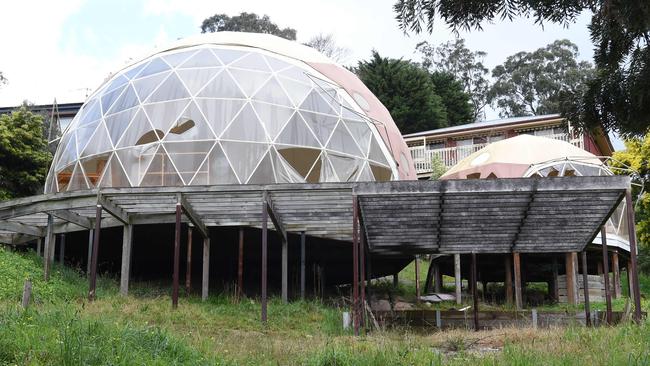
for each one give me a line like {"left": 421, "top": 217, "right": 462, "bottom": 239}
{"left": 45, "top": 33, "right": 407, "bottom": 193}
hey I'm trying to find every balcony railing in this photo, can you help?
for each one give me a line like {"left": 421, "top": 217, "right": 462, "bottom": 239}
{"left": 410, "top": 133, "right": 584, "bottom": 176}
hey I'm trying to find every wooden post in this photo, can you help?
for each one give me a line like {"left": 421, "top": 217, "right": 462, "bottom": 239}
{"left": 565, "top": 253, "right": 577, "bottom": 305}
{"left": 237, "top": 228, "right": 244, "bottom": 299}
{"left": 86, "top": 229, "right": 93, "bottom": 276}
{"left": 185, "top": 226, "right": 192, "bottom": 295}
{"left": 552, "top": 257, "right": 559, "bottom": 302}
{"left": 414, "top": 256, "right": 420, "bottom": 302}
{"left": 434, "top": 263, "right": 442, "bottom": 293}
{"left": 261, "top": 193, "right": 268, "bottom": 323}
{"left": 281, "top": 235, "right": 288, "bottom": 303}
{"left": 58, "top": 234, "right": 66, "bottom": 265}
{"left": 612, "top": 250, "right": 621, "bottom": 299}
{"left": 172, "top": 202, "right": 181, "bottom": 309}
{"left": 581, "top": 251, "right": 591, "bottom": 326}
{"left": 600, "top": 227, "right": 613, "bottom": 324}
{"left": 393, "top": 273, "right": 399, "bottom": 288}
{"left": 119, "top": 224, "right": 133, "bottom": 296}
{"left": 21, "top": 280, "right": 32, "bottom": 308}
{"left": 359, "top": 224, "right": 366, "bottom": 327}
{"left": 43, "top": 214, "right": 54, "bottom": 281}
{"left": 513, "top": 252, "right": 523, "bottom": 310}
{"left": 300, "top": 231, "right": 306, "bottom": 300}
{"left": 424, "top": 258, "right": 435, "bottom": 293}
{"left": 624, "top": 189, "right": 642, "bottom": 322}
{"left": 202, "top": 237, "right": 210, "bottom": 301}
{"left": 88, "top": 205, "right": 102, "bottom": 301}
{"left": 36, "top": 238, "right": 42, "bottom": 257}
{"left": 352, "top": 195, "right": 360, "bottom": 336}
{"left": 471, "top": 252, "right": 479, "bottom": 331}
{"left": 628, "top": 260, "right": 634, "bottom": 303}
{"left": 454, "top": 254, "right": 462, "bottom": 304}
{"left": 505, "top": 255, "right": 513, "bottom": 305}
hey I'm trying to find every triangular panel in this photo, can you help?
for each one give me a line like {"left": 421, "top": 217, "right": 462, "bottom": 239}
{"left": 105, "top": 107, "right": 138, "bottom": 146}
{"left": 278, "top": 76, "right": 313, "bottom": 107}
{"left": 163, "top": 50, "right": 197, "bottom": 67}
{"left": 178, "top": 49, "right": 222, "bottom": 68}
{"left": 221, "top": 103, "right": 267, "bottom": 142}
{"left": 140, "top": 147, "right": 184, "bottom": 187}
{"left": 270, "top": 147, "right": 305, "bottom": 183}
{"left": 319, "top": 154, "right": 338, "bottom": 182}
{"left": 102, "top": 75, "right": 128, "bottom": 95}
{"left": 116, "top": 107, "right": 160, "bottom": 148}
{"left": 195, "top": 98, "right": 246, "bottom": 137}
{"left": 116, "top": 144, "right": 159, "bottom": 186}
{"left": 252, "top": 76, "right": 293, "bottom": 106}
{"left": 136, "top": 57, "right": 170, "bottom": 78}
{"left": 299, "top": 89, "right": 338, "bottom": 116}
{"left": 327, "top": 122, "right": 364, "bottom": 157}
{"left": 177, "top": 67, "right": 222, "bottom": 96}
{"left": 227, "top": 68, "right": 271, "bottom": 98}
{"left": 75, "top": 121, "right": 101, "bottom": 155}
{"left": 107, "top": 84, "right": 140, "bottom": 114}
{"left": 276, "top": 145, "right": 320, "bottom": 178}
{"left": 163, "top": 141, "right": 214, "bottom": 184}
{"left": 368, "top": 137, "right": 390, "bottom": 165}
{"left": 275, "top": 113, "right": 320, "bottom": 147}
{"left": 66, "top": 163, "right": 89, "bottom": 191}
{"left": 251, "top": 102, "right": 294, "bottom": 141}
{"left": 143, "top": 99, "right": 191, "bottom": 136}
{"left": 132, "top": 72, "right": 171, "bottom": 102}
{"left": 81, "top": 122, "right": 113, "bottom": 157}
{"left": 80, "top": 154, "right": 111, "bottom": 188}
{"left": 278, "top": 66, "right": 311, "bottom": 83}
{"left": 100, "top": 85, "right": 127, "bottom": 114}
{"left": 213, "top": 49, "right": 247, "bottom": 65}
{"left": 247, "top": 152, "right": 275, "bottom": 184}
{"left": 200, "top": 143, "right": 239, "bottom": 185}
{"left": 356, "top": 161, "right": 375, "bottom": 182}
{"left": 221, "top": 141, "right": 268, "bottom": 184}
{"left": 124, "top": 61, "right": 149, "bottom": 80}
{"left": 76, "top": 99, "right": 102, "bottom": 128}
{"left": 196, "top": 71, "right": 245, "bottom": 98}
{"left": 344, "top": 120, "right": 373, "bottom": 157}
{"left": 230, "top": 53, "right": 271, "bottom": 72}
{"left": 299, "top": 111, "right": 338, "bottom": 146}
{"left": 98, "top": 154, "right": 131, "bottom": 188}
{"left": 55, "top": 133, "right": 78, "bottom": 170}
{"left": 263, "top": 55, "right": 292, "bottom": 72}
{"left": 328, "top": 154, "right": 360, "bottom": 182}
{"left": 146, "top": 73, "right": 191, "bottom": 103}
{"left": 163, "top": 101, "right": 216, "bottom": 141}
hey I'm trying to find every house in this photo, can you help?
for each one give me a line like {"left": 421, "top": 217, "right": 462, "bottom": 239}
{"left": 403, "top": 114, "right": 614, "bottom": 179}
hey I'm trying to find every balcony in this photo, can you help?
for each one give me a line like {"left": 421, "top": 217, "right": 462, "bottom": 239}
{"left": 409, "top": 133, "right": 584, "bottom": 177}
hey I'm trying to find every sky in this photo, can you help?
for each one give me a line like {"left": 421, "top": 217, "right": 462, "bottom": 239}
{"left": 1, "top": 0, "right": 617, "bottom": 146}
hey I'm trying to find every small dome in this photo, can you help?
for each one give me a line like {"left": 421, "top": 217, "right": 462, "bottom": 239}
{"left": 45, "top": 32, "right": 415, "bottom": 193}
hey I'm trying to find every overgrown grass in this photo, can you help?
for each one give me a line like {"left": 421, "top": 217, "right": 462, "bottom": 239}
{"left": 1, "top": 247, "right": 650, "bottom": 365}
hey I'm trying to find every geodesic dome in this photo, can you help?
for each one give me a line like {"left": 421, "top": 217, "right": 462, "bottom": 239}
{"left": 45, "top": 32, "right": 415, "bottom": 193}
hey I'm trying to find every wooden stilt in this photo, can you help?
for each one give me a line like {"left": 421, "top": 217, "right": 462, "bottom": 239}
{"left": 185, "top": 227, "right": 193, "bottom": 295}
{"left": 434, "top": 263, "right": 441, "bottom": 293}
{"left": 359, "top": 225, "right": 366, "bottom": 328}
{"left": 88, "top": 205, "right": 102, "bottom": 301}
{"left": 43, "top": 215, "right": 54, "bottom": 281}
{"left": 625, "top": 189, "right": 643, "bottom": 322}
{"left": 202, "top": 237, "right": 210, "bottom": 301}
{"left": 581, "top": 251, "right": 591, "bottom": 326}
{"left": 119, "top": 224, "right": 133, "bottom": 296}
{"left": 58, "top": 234, "right": 65, "bottom": 265}
{"left": 86, "top": 229, "right": 93, "bottom": 276}
{"left": 424, "top": 258, "right": 435, "bottom": 294}
{"left": 600, "top": 227, "right": 613, "bottom": 324}
{"left": 471, "top": 252, "right": 479, "bottom": 331}
{"left": 238, "top": 228, "right": 244, "bottom": 299}
{"left": 552, "top": 257, "right": 559, "bottom": 302}
{"left": 414, "top": 256, "right": 420, "bottom": 302}
{"left": 352, "top": 195, "right": 360, "bottom": 336}
{"left": 513, "top": 252, "right": 522, "bottom": 310}
{"left": 565, "top": 253, "right": 577, "bottom": 305}
{"left": 454, "top": 254, "right": 462, "bottom": 305}
{"left": 281, "top": 235, "right": 288, "bottom": 303}
{"left": 172, "top": 203, "right": 181, "bottom": 309}
{"left": 261, "top": 193, "right": 268, "bottom": 323}
{"left": 36, "top": 238, "right": 42, "bottom": 257}
{"left": 300, "top": 231, "right": 306, "bottom": 300}
{"left": 612, "top": 250, "right": 621, "bottom": 299}
{"left": 505, "top": 255, "right": 513, "bottom": 305}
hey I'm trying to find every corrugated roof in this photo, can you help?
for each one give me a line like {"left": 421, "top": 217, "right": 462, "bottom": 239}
{"left": 403, "top": 114, "right": 562, "bottom": 138}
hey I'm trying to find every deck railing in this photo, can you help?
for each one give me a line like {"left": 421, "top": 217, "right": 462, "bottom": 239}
{"left": 409, "top": 133, "right": 584, "bottom": 176}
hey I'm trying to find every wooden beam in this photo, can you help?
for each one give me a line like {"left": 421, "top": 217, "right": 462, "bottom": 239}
{"left": 86, "top": 229, "right": 93, "bottom": 276}
{"left": 352, "top": 195, "right": 360, "bottom": 336}
{"left": 49, "top": 209, "right": 92, "bottom": 229}
{"left": 88, "top": 205, "right": 102, "bottom": 301}
{"left": 281, "top": 234, "right": 288, "bottom": 303}
{"left": 454, "top": 254, "right": 462, "bottom": 305}
{"left": 600, "top": 227, "right": 613, "bottom": 324}
{"left": 0, "top": 220, "right": 44, "bottom": 237}
{"left": 565, "top": 252, "right": 577, "bottom": 305}
{"left": 261, "top": 192, "right": 268, "bottom": 323}
{"left": 505, "top": 255, "right": 513, "bottom": 305}
{"left": 414, "top": 256, "right": 420, "bottom": 302}
{"left": 300, "top": 231, "right": 306, "bottom": 300}
{"left": 43, "top": 214, "right": 54, "bottom": 281}
{"left": 237, "top": 228, "right": 244, "bottom": 300}
{"left": 172, "top": 202, "right": 181, "bottom": 309}
{"left": 58, "top": 234, "right": 65, "bottom": 265}
{"left": 471, "top": 252, "right": 479, "bottom": 331}
{"left": 625, "top": 189, "right": 642, "bottom": 322}
{"left": 185, "top": 226, "right": 192, "bottom": 295}
{"left": 98, "top": 194, "right": 129, "bottom": 224}
{"left": 119, "top": 224, "right": 133, "bottom": 296}
{"left": 581, "top": 251, "right": 591, "bottom": 326}
{"left": 202, "top": 237, "right": 210, "bottom": 301}
{"left": 265, "top": 194, "right": 286, "bottom": 242}
{"left": 612, "top": 250, "right": 621, "bottom": 299}
{"left": 179, "top": 195, "right": 208, "bottom": 239}
{"left": 513, "top": 252, "right": 522, "bottom": 310}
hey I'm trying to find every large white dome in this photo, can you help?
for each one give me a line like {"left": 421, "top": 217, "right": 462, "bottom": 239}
{"left": 45, "top": 32, "right": 415, "bottom": 193}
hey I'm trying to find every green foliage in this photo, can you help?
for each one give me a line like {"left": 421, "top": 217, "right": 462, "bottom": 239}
{"left": 610, "top": 135, "right": 650, "bottom": 273}
{"left": 357, "top": 51, "right": 448, "bottom": 134}
{"left": 417, "top": 39, "right": 489, "bottom": 120}
{"left": 429, "top": 154, "right": 448, "bottom": 180}
{"left": 393, "top": 0, "right": 650, "bottom": 136}
{"left": 0, "top": 106, "right": 51, "bottom": 199}
{"left": 489, "top": 39, "right": 594, "bottom": 118}
{"left": 200, "top": 12, "right": 297, "bottom": 40}
{"left": 430, "top": 71, "right": 473, "bottom": 126}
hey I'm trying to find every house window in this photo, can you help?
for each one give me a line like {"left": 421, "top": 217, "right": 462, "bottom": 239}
{"left": 488, "top": 134, "right": 504, "bottom": 142}
{"left": 456, "top": 138, "right": 473, "bottom": 146}
{"left": 473, "top": 136, "right": 487, "bottom": 144}
{"left": 426, "top": 141, "right": 445, "bottom": 150}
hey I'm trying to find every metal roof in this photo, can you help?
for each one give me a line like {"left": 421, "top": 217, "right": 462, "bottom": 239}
{"left": 0, "top": 176, "right": 628, "bottom": 256}
{"left": 403, "top": 114, "right": 562, "bottom": 139}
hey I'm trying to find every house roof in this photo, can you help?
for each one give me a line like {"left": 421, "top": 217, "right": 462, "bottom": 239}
{"left": 403, "top": 114, "right": 563, "bottom": 139}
